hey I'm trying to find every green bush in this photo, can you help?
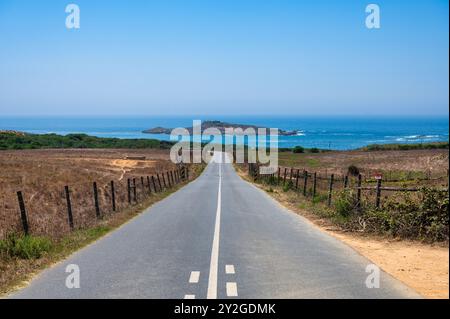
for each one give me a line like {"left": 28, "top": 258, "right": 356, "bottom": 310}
{"left": 309, "top": 148, "right": 320, "bottom": 153}
{"left": 293, "top": 146, "right": 305, "bottom": 153}
{"left": 347, "top": 165, "right": 360, "bottom": 176}
{"left": 282, "top": 180, "right": 294, "bottom": 192}
{"left": 0, "top": 234, "right": 53, "bottom": 259}
{"left": 264, "top": 176, "right": 278, "bottom": 186}
{"left": 360, "top": 188, "right": 449, "bottom": 241}
{"left": 334, "top": 189, "right": 358, "bottom": 217}
{"left": 0, "top": 132, "right": 170, "bottom": 150}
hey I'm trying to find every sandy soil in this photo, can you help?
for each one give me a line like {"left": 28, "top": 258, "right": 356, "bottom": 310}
{"left": 328, "top": 233, "right": 449, "bottom": 299}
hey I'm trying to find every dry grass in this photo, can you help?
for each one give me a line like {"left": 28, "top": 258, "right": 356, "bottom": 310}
{"left": 0, "top": 149, "right": 180, "bottom": 239}
{"left": 279, "top": 149, "right": 449, "bottom": 180}
{"left": 0, "top": 150, "right": 205, "bottom": 296}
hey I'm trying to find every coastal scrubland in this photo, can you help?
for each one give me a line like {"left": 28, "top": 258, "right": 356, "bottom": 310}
{"left": 236, "top": 146, "right": 449, "bottom": 298}
{"left": 0, "top": 147, "right": 204, "bottom": 295}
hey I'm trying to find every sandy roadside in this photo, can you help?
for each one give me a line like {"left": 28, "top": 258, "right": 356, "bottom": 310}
{"left": 238, "top": 169, "right": 449, "bottom": 299}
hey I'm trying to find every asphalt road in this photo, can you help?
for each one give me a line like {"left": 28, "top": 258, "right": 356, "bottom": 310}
{"left": 11, "top": 152, "right": 420, "bottom": 299}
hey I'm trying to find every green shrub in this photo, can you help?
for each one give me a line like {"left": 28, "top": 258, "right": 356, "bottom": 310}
{"left": 0, "top": 132, "right": 168, "bottom": 150}
{"left": 334, "top": 189, "right": 358, "bottom": 217}
{"left": 282, "top": 180, "right": 294, "bottom": 192}
{"left": 293, "top": 146, "right": 305, "bottom": 153}
{"left": 264, "top": 176, "right": 278, "bottom": 186}
{"left": 359, "top": 188, "right": 449, "bottom": 241}
{"left": 0, "top": 234, "right": 53, "bottom": 259}
{"left": 347, "top": 165, "right": 360, "bottom": 177}
{"left": 309, "top": 148, "right": 320, "bottom": 153}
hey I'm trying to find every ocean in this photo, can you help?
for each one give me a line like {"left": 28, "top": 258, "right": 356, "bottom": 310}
{"left": 0, "top": 115, "right": 448, "bottom": 150}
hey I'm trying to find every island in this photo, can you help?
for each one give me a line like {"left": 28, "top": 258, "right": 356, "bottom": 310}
{"left": 142, "top": 120, "right": 299, "bottom": 136}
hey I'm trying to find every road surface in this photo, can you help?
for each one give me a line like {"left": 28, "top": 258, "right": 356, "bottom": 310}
{"left": 11, "top": 153, "right": 419, "bottom": 299}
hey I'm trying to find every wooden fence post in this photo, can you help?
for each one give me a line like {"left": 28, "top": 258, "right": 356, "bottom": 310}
{"left": 277, "top": 167, "right": 281, "bottom": 184}
{"left": 181, "top": 166, "right": 186, "bottom": 180}
{"left": 110, "top": 181, "right": 116, "bottom": 212}
{"left": 283, "top": 168, "right": 287, "bottom": 185}
{"left": 166, "top": 172, "right": 172, "bottom": 187}
{"left": 376, "top": 178, "right": 382, "bottom": 208}
{"left": 157, "top": 174, "right": 163, "bottom": 190}
{"left": 147, "top": 176, "right": 152, "bottom": 194}
{"left": 16, "top": 191, "right": 29, "bottom": 236}
{"left": 64, "top": 186, "right": 74, "bottom": 230}
{"left": 312, "top": 172, "right": 317, "bottom": 199}
{"left": 162, "top": 173, "right": 167, "bottom": 188}
{"left": 132, "top": 178, "right": 137, "bottom": 202}
{"left": 357, "top": 174, "right": 362, "bottom": 210}
{"left": 141, "top": 176, "right": 145, "bottom": 194}
{"left": 295, "top": 169, "right": 300, "bottom": 189}
{"left": 93, "top": 182, "right": 101, "bottom": 218}
{"left": 289, "top": 168, "right": 293, "bottom": 181}
{"left": 151, "top": 176, "right": 158, "bottom": 192}
{"left": 327, "top": 174, "right": 334, "bottom": 207}
{"left": 303, "top": 171, "right": 308, "bottom": 196}
{"left": 170, "top": 171, "right": 175, "bottom": 185}
{"left": 344, "top": 175, "right": 349, "bottom": 188}
{"left": 127, "top": 178, "right": 131, "bottom": 204}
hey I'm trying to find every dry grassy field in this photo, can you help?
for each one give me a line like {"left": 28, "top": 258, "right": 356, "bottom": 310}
{"left": 279, "top": 149, "right": 449, "bottom": 182}
{"left": 0, "top": 149, "right": 178, "bottom": 239}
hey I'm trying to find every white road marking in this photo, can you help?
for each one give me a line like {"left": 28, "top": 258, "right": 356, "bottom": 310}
{"left": 226, "top": 282, "right": 238, "bottom": 297}
{"left": 184, "top": 294, "right": 196, "bottom": 299}
{"left": 189, "top": 271, "right": 200, "bottom": 283}
{"left": 206, "top": 153, "right": 222, "bottom": 299}
{"left": 225, "top": 264, "right": 235, "bottom": 274}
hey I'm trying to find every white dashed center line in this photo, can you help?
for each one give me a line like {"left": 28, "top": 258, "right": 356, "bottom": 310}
{"left": 184, "top": 294, "right": 196, "bottom": 299}
{"left": 189, "top": 271, "right": 200, "bottom": 283}
{"left": 225, "top": 264, "right": 235, "bottom": 274}
{"left": 226, "top": 282, "right": 238, "bottom": 297}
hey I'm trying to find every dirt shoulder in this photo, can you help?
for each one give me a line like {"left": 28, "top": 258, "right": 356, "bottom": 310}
{"left": 236, "top": 167, "right": 449, "bottom": 299}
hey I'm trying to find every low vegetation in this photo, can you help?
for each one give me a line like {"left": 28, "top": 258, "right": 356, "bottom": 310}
{"left": 0, "top": 160, "right": 205, "bottom": 295}
{"left": 0, "top": 234, "right": 53, "bottom": 259}
{"left": 250, "top": 172, "right": 449, "bottom": 242}
{"left": 0, "top": 131, "right": 174, "bottom": 150}
{"left": 333, "top": 188, "right": 449, "bottom": 241}
{"left": 360, "top": 141, "right": 449, "bottom": 151}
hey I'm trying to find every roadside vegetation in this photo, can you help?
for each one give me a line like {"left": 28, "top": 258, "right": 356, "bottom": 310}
{"left": 237, "top": 143, "right": 449, "bottom": 243}
{"left": 0, "top": 162, "right": 205, "bottom": 296}
{"left": 359, "top": 141, "right": 449, "bottom": 151}
{"left": 240, "top": 169, "right": 448, "bottom": 242}
{"left": 0, "top": 131, "right": 174, "bottom": 150}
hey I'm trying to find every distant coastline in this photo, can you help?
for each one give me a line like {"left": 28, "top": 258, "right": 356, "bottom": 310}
{"left": 0, "top": 115, "right": 448, "bottom": 150}
{"left": 1, "top": 130, "right": 448, "bottom": 152}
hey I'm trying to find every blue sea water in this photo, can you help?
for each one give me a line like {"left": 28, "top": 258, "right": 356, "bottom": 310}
{"left": 0, "top": 115, "right": 448, "bottom": 150}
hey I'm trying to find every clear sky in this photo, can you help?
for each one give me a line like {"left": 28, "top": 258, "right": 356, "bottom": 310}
{"left": 0, "top": 0, "right": 448, "bottom": 116}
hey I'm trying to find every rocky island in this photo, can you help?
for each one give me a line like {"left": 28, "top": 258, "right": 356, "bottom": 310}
{"left": 142, "top": 120, "right": 299, "bottom": 136}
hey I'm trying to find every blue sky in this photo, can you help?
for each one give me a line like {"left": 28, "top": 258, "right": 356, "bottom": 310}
{"left": 0, "top": 0, "right": 448, "bottom": 116}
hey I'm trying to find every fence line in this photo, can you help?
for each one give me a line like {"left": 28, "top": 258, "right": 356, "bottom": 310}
{"left": 13, "top": 166, "right": 190, "bottom": 236}
{"left": 248, "top": 163, "right": 448, "bottom": 209}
